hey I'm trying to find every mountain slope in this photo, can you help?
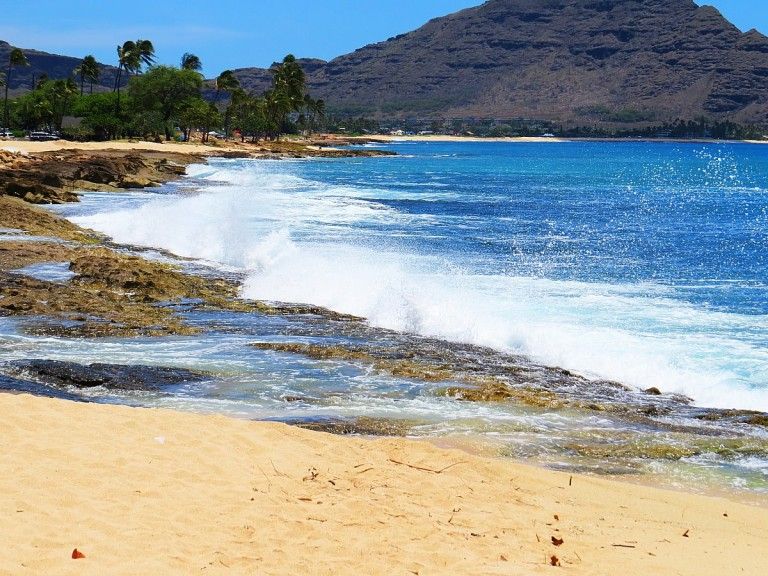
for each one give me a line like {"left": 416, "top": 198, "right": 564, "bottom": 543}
{"left": 2, "top": 0, "right": 767, "bottom": 126}
{"left": 235, "top": 0, "right": 768, "bottom": 125}
{"left": 0, "top": 41, "right": 120, "bottom": 92}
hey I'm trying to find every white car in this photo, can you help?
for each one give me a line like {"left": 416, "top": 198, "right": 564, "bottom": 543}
{"left": 28, "top": 131, "right": 59, "bottom": 141}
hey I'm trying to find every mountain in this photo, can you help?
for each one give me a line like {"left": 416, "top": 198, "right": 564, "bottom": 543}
{"left": 0, "top": 41, "right": 120, "bottom": 93}
{"left": 2, "top": 0, "right": 767, "bottom": 127}
{"left": 233, "top": 0, "right": 768, "bottom": 126}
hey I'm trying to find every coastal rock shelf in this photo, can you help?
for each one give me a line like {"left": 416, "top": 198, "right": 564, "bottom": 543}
{"left": 1, "top": 141, "right": 766, "bottom": 498}
{"left": 4, "top": 360, "right": 209, "bottom": 391}
{"left": 0, "top": 141, "right": 394, "bottom": 205}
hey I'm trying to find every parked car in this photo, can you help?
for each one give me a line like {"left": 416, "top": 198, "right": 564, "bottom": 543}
{"left": 28, "top": 131, "right": 59, "bottom": 141}
{"left": 0, "top": 128, "right": 13, "bottom": 138}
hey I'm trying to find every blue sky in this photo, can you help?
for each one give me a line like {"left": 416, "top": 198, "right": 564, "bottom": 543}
{"left": 0, "top": 1, "right": 764, "bottom": 77}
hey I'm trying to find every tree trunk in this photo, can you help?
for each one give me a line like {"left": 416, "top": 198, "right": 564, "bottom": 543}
{"left": 3, "top": 65, "right": 12, "bottom": 128}
{"left": 113, "top": 65, "right": 121, "bottom": 92}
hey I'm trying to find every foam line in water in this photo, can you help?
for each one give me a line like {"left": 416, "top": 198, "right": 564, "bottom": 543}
{"left": 66, "top": 157, "right": 768, "bottom": 412}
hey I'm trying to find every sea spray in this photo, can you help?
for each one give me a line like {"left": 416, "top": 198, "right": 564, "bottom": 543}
{"left": 61, "top": 143, "right": 768, "bottom": 411}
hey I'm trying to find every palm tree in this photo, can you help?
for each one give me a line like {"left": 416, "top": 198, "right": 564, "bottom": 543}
{"left": 274, "top": 55, "right": 306, "bottom": 109}
{"left": 114, "top": 41, "right": 133, "bottom": 92}
{"left": 267, "top": 54, "right": 308, "bottom": 138}
{"left": 181, "top": 53, "right": 202, "bottom": 71}
{"left": 132, "top": 40, "right": 156, "bottom": 74}
{"left": 75, "top": 55, "right": 100, "bottom": 95}
{"left": 114, "top": 40, "right": 154, "bottom": 112}
{"left": 203, "top": 69, "right": 239, "bottom": 141}
{"left": 215, "top": 70, "right": 240, "bottom": 98}
{"left": 264, "top": 87, "right": 292, "bottom": 140}
{"left": 303, "top": 95, "right": 325, "bottom": 135}
{"left": 4, "top": 47, "right": 30, "bottom": 128}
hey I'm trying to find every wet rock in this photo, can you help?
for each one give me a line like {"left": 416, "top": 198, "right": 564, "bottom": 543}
{"left": 0, "top": 202, "right": 276, "bottom": 337}
{"left": 746, "top": 414, "right": 768, "bottom": 427}
{"left": 0, "top": 196, "right": 98, "bottom": 242}
{"left": 252, "top": 342, "right": 453, "bottom": 381}
{"left": 0, "top": 270, "right": 197, "bottom": 337}
{"left": 0, "top": 373, "right": 86, "bottom": 402}
{"left": 564, "top": 436, "right": 768, "bottom": 461}
{"left": 252, "top": 342, "right": 372, "bottom": 362}
{"left": 644, "top": 387, "right": 663, "bottom": 395}
{"left": 118, "top": 176, "right": 158, "bottom": 189}
{"left": 694, "top": 408, "right": 768, "bottom": 428}
{"left": 436, "top": 378, "right": 565, "bottom": 408}
{"left": 0, "top": 149, "right": 205, "bottom": 204}
{"left": 292, "top": 416, "right": 417, "bottom": 437}
{"left": 5, "top": 360, "right": 207, "bottom": 391}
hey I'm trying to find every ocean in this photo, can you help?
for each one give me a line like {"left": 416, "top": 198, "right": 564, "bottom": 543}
{"left": 6, "top": 140, "right": 768, "bottom": 494}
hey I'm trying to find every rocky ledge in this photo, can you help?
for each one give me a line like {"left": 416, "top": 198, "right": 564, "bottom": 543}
{"left": 0, "top": 148, "right": 205, "bottom": 204}
{"left": 0, "top": 140, "right": 394, "bottom": 204}
{"left": 3, "top": 359, "right": 208, "bottom": 391}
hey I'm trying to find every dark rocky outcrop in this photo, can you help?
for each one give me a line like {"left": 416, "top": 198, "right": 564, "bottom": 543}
{"left": 0, "top": 149, "right": 202, "bottom": 204}
{"left": 4, "top": 360, "right": 207, "bottom": 391}
{"left": 0, "top": 373, "right": 86, "bottom": 401}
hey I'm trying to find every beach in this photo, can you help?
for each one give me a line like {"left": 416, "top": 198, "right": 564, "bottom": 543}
{"left": 355, "top": 134, "right": 768, "bottom": 144}
{"left": 0, "top": 139, "right": 244, "bottom": 155}
{"left": 2, "top": 138, "right": 768, "bottom": 574}
{"left": 2, "top": 392, "right": 767, "bottom": 575}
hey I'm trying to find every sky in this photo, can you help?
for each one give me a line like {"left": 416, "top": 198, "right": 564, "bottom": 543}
{"left": 0, "top": 0, "right": 765, "bottom": 77}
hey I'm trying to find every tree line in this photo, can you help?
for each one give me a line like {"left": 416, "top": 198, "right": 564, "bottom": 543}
{"left": 1, "top": 42, "right": 325, "bottom": 141}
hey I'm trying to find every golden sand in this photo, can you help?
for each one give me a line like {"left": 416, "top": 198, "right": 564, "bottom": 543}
{"left": 0, "top": 139, "right": 237, "bottom": 155}
{"left": 1, "top": 393, "right": 766, "bottom": 575}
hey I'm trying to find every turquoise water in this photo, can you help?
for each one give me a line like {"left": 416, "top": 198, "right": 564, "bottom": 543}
{"left": 4, "top": 141, "right": 768, "bottom": 495}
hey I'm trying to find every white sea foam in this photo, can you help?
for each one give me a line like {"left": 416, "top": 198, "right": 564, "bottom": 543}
{"left": 69, "top": 160, "right": 768, "bottom": 411}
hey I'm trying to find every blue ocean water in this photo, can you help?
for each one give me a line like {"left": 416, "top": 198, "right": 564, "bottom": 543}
{"left": 58, "top": 141, "right": 768, "bottom": 412}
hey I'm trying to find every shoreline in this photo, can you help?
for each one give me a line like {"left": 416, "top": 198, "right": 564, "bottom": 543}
{"left": 347, "top": 134, "right": 768, "bottom": 145}
{"left": 2, "top": 392, "right": 766, "bottom": 575}
{"left": 0, "top": 143, "right": 768, "bottom": 574}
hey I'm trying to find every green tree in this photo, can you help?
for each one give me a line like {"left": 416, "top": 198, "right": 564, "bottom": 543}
{"left": 272, "top": 54, "right": 306, "bottom": 110}
{"left": 128, "top": 65, "right": 202, "bottom": 140}
{"left": 203, "top": 69, "right": 239, "bottom": 142}
{"left": 180, "top": 53, "right": 202, "bottom": 71}
{"left": 264, "top": 54, "right": 307, "bottom": 139}
{"left": 227, "top": 89, "right": 268, "bottom": 142}
{"left": 14, "top": 90, "right": 53, "bottom": 131}
{"left": 4, "top": 47, "right": 30, "bottom": 128}
{"left": 114, "top": 40, "right": 155, "bottom": 110}
{"left": 263, "top": 87, "right": 292, "bottom": 139}
{"left": 14, "top": 79, "right": 78, "bottom": 132}
{"left": 302, "top": 94, "right": 325, "bottom": 135}
{"left": 35, "top": 73, "right": 49, "bottom": 90}
{"left": 46, "top": 79, "right": 78, "bottom": 131}
{"left": 178, "top": 97, "right": 219, "bottom": 141}
{"left": 74, "top": 55, "right": 100, "bottom": 95}
{"left": 72, "top": 92, "right": 125, "bottom": 140}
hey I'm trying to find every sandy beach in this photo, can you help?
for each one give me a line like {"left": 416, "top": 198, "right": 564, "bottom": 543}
{"left": 1, "top": 393, "right": 766, "bottom": 575}
{"left": 355, "top": 135, "right": 568, "bottom": 143}
{"left": 358, "top": 134, "right": 767, "bottom": 145}
{"left": 2, "top": 135, "right": 764, "bottom": 157}
{"left": 0, "top": 139, "right": 244, "bottom": 155}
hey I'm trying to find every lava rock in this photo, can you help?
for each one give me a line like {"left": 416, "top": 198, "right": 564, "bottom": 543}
{"left": 5, "top": 359, "right": 208, "bottom": 391}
